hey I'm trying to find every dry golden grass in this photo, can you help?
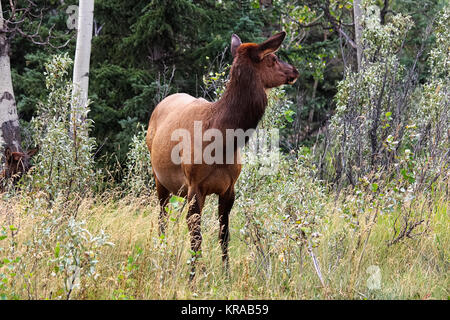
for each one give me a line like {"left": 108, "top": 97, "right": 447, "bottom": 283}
{"left": 0, "top": 185, "right": 448, "bottom": 300}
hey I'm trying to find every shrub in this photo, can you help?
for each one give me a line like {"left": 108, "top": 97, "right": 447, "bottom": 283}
{"left": 123, "top": 124, "right": 154, "bottom": 195}
{"left": 0, "top": 54, "right": 112, "bottom": 300}
{"left": 321, "top": 3, "right": 448, "bottom": 191}
{"left": 27, "top": 53, "right": 97, "bottom": 202}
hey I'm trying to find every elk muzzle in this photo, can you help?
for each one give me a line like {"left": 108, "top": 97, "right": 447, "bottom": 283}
{"left": 286, "top": 66, "right": 299, "bottom": 85}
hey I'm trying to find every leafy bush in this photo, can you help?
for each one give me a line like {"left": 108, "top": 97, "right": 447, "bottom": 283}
{"left": 236, "top": 87, "right": 326, "bottom": 280}
{"left": 27, "top": 53, "right": 97, "bottom": 202}
{"left": 123, "top": 124, "right": 154, "bottom": 195}
{"left": 0, "top": 54, "right": 112, "bottom": 300}
{"left": 321, "top": 3, "right": 448, "bottom": 191}
{"left": 315, "top": 3, "right": 449, "bottom": 246}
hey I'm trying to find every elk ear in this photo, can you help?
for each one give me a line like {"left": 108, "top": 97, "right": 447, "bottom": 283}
{"left": 231, "top": 34, "right": 242, "bottom": 58}
{"left": 27, "top": 146, "right": 39, "bottom": 157}
{"left": 256, "top": 31, "right": 286, "bottom": 60}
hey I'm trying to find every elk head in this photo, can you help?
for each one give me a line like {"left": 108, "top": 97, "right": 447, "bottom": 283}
{"left": 3, "top": 146, "right": 39, "bottom": 179}
{"left": 231, "top": 31, "right": 299, "bottom": 89}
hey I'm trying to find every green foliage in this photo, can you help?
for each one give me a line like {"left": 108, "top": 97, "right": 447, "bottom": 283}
{"left": 1, "top": 0, "right": 448, "bottom": 301}
{"left": 324, "top": 2, "right": 448, "bottom": 189}
{"left": 50, "top": 218, "right": 113, "bottom": 299}
{"left": 317, "top": 3, "right": 449, "bottom": 246}
{"left": 237, "top": 150, "right": 327, "bottom": 269}
{"left": 123, "top": 124, "right": 154, "bottom": 195}
{"left": 235, "top": 86, "right": 327, "bottom": 277}
{"left": 0, "top": 54, "right": 112, "bottom": 300}
{"left": 10, "top": 0, "right": 277, "bottom": 169}
{"left": 413, "top": 6, "right": 449, "bottom": 133}
{"left": 28, "top": 54, "right": 97, "bottom": 201}
{"left": 122, "top": 0, "right": 206, "bottom": 65}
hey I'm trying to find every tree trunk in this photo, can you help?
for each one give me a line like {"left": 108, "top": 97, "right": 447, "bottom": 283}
{"left": 380, "top": 0, "right": 389, "bottom": 25}
{"left": 72, "top": 0, "right": 94, "bottom": 123}
{"left": 353, "top": 0, "right": 363, "bottom": 71}
{"left": 0, "top": 1, "right": 23, "bottom": 154}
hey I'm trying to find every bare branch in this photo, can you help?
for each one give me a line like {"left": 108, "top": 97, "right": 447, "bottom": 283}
{"left": 338, "top": 28, "right": 357, "bottom": 49}
{"left": 320, "top": 0, "right": 357, "bottom": 49}
{"left": 2, "top": 0, "right": 73, "bottom": 49}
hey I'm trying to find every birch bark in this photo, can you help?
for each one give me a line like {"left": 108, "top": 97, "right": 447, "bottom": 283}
{"left": 0, "top": 1, "right": 22, "bottom": 153}
{"left": 72, "top": 0, "right": 94, "bottom": 123}
{"left": 353, "top": 0, "right": 363, "bottom": 71}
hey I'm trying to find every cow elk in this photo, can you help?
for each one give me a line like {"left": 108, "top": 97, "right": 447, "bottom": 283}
{"left": 146, "top": 31, "right": 298, "bottom": 279}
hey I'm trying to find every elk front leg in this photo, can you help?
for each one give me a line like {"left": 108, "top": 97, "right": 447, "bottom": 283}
{"left": 218, "top": 187, "right": 235, "bottom": 272}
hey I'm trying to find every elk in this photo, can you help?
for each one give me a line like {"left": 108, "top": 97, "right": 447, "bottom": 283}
{"left": 0, "top": 146, "right": 39, "bottom": 191}
{"left": 146, "top": 31, "right": 298, "bottom": 278}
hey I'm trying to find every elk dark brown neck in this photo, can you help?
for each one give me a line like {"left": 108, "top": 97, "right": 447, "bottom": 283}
{"left": 212, "top": 60, "right": 268, "bottom": 132}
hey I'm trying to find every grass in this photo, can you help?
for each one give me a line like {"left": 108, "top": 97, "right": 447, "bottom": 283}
{"left": 0, "top": 181, "right": 448, "bottom": 300}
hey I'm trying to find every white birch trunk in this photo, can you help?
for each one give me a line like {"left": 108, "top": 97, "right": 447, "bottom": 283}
{"left": 353, "top": 0, "right": 363, "bottom": 72}
{"left": 72, "top": 0, "right": 94, "bottom": 123}
{"left": 0, "top": 0, "right": 22, "bottom": 153}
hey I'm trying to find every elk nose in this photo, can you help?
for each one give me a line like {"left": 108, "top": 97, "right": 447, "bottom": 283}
{"left": 292, "top": 66, "right": 299, "bottom": 77}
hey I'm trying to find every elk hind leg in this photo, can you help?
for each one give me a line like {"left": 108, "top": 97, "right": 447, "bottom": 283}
{"left": 186, "top": 187, "right": 205, "bottom": 280}
{"left": 155, "top": 177, "right": 171, "bottom": 236}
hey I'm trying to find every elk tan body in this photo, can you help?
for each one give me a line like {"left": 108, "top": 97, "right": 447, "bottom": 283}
{"left": 146, "top": 32, "right": 298, "bottom": 278}
{"left": 147, "top": 93, "right": 238, "bottom": 197}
